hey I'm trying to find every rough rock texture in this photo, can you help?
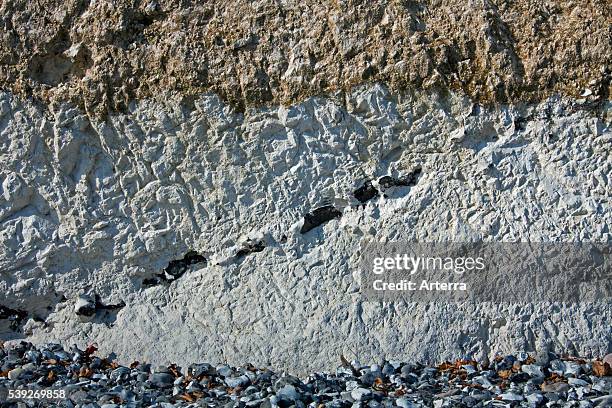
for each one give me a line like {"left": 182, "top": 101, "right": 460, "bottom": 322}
{"left": 0, "top": 82, "right": 610, "bottom": 373}
{"left": 0, "top": 0, "right": 611, "bottom": 115}
{"left": 1, "top": 0, "right": 611, "bottom": 376}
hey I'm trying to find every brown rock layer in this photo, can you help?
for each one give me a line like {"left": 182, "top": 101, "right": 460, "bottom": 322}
{"left": 0, "top": 0, "right": 610, "bottom": 114}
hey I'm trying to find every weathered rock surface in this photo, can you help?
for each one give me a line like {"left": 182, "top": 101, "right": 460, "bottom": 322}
{"left": 0, "top": 81, "right": 610, "bottom": 373}
{"left": 0, "top": 0, "right": 610, "bottom": 114}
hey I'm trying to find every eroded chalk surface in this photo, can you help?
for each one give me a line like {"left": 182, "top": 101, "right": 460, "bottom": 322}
{"left": 0, "top": 84, "right": 610, "bottom": 373}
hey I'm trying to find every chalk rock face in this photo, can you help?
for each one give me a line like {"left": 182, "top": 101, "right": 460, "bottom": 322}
{"left": 0, "top": 82, "right": 610, "bottom": 372}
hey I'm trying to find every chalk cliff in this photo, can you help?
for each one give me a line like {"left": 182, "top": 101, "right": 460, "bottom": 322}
{"left": 0, "top": 0, "right": 610, "bottom": 372}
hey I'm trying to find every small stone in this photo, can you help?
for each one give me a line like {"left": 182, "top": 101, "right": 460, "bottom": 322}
{"left": 120, "top": 389, "right": 135, "bottom": 402}
{"left": 217, "top": 365, "right": 233, "bottom": 377}
{"left": 226, "top": 375, "right": 250, "bottom": 388}
{"left": 276, "top": 384, "right": 301, "bottom": 402}
{"left": 389, "top": 360, "right": 402, "bottom": 369}
{"left": 360, "top": 371, "right": 379, "bottom": 386}
{"left": 550, "top": 360, "right": 566, "bottom": 374}
{"left": 526, "top": 393, "right": 544, "bottom": 405}
{"left": 350, "top": 387, "right": 372, "bottom": 401}
{"left": 110, "top": 366, "right": 130, "bottom": 381}
{"left": 591, "top": 379, "right": 609, "bottom": 393}
{"left": 564, "top": 361, "right": 582, "bottom": 376}
{"left": 541, "top": 382, "right": 570, "bottom": 393}
{"left": 400, "top": 364, "right": 414, "bottom": 378}
{"left": 345, "top": 380, "right": 359, "bottom": 391}
{"left": 569, "top": 378, "right": 589, "bottom": 389}
{"left": 517, "top": 352, "right": 530, "bottom": 362}
{"left": 472, "top": 375, "right": 493, "bottom": 387}
{"left": 461, "top": 396, "right": 478, "bottom": 406}
{"left": 395, "top": 398, "right": 418, "bottom": 408}
{"left": 590, "top": 396, "right": 612, "bottom": 406}
{"left": 522, "top": 364, "right": 545, "bottom": 378}
{"left": 150, "top": 372, "right": 175, "bottom": 388}
{"left": 189, "top": 363, "right": 216, "bottom": 378}
{"left": 499, "top": 392, "right": 523, "bottom": 401}
{"left": 8, "top": 367, "right": 23, "bottom": 380}
{"left": 420, "top": 367, "right": 438, "bottom": 380}
{"left": 576, "top": 386, "right": 589, "bottom": 399}
{"left": 462, "top": 364, "right": 476, "bottom": 375}
{"left": 603, "top": 353, "right": 612, "bottom": 367}
{"left": 24, "top": 350, "right": 41, "bottom": 363}
{"left": 382, "top": 363, "right": 395, "bottom": 377}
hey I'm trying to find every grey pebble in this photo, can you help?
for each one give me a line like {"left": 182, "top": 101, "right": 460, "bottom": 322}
{"left": 526, "top": 392, "right": 544, "bottom": 405}
{"left": 522, "top": 364, "right": 545, "bottom": 378}
{"left": 225, "top": 374, "right": 250, "bottom": 388}
{"left": 276, "top": 384, "right": 301, "bottom": 401}
{"left": 0, "top": 343, "right": 607, "bottom": 408}
{"left": 150, "top": 372, "right": 175, "bottom": 388}
{"left": 351, "top": 387, "right": 373, "bottom": 401}
{"left": 500, "top": 392, "right": 524, "bottom": 401}
{"left": 568, "top": 378, "right": 589, "bottom": 387}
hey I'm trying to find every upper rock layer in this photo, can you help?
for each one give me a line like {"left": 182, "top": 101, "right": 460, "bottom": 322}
{"left": 1, "top": 0, "right": 610, "bottom": 114}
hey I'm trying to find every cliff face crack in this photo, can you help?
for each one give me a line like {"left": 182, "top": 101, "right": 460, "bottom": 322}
{"left": 95, "top": 296, "right": 126, "bottom": 312}
{"left": 300, "top": 206, "right": 343, "bottom": 234}
{"left": 354, "top": 168, "right": 422, "bottom": 203}
{"left": 0, "top": 304, "right": 28, "bottom": 331}
{"left": 235, "top": 239, "right": 266, "bottom": 258}
{"left": 161, "top": 251, "right": 207, "bottom": 282}
{"left": 75, "top": 294, "right": 126, "bottom": 317}
{"left": 354, "top": 180, "right": 379, "bottom": 203}
{"left": 378, "top": 167, "right": 422, "bottom": 191}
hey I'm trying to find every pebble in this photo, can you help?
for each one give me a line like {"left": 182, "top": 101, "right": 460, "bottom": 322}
{"left": 189, "top": 362, "right": 216, "bottom": 377}
{"left": 276, "top": 384, "right": 301, "bottom": 401}
{"left": 541, "top": 382, "right": 570, "bottom": 393}
{"left": 603, "top": 353, "right": 612, "bottom": 367}
{"left": 110, "top": 366, "right": 130, "bottom": 381}
{"left": 382, "top": 363, "right": 395, "bottom": 376}
{"left": 0, "top": 343, "right": 608, "bottom": 407}
{"left": 522, "top": 364, "right": 545, "bottom": 378}
{"left": 568, "top": 378, "right": 589, "bottom": 387}
{"left": 396, "top": 397, "right": 418, "bottom": 408}
{"left": 500, "top": 392, "right": 523, "bottom": 401}
{"left": 150, "top": 372, "right": 175, "bottom": 388}
{"left": 473, "top": 375, "right": 493, "bottom": 387}
{"left": 462, "top": 364, "right": 477, "bottom": 375}
{"left": 563, "top": 361, "right": 582, "bottom": 376}
{"left": 351, "top": 387, "right": 373, "bottom": 401}
{"left": 526, "top": 392, "right": 544, "bottom": 405}
{"left": 550, "top": 359, "right": 566, "bottom": 374}
{"left": 226, "top": 374, "right": 251, "bottom": 388}
{"left": 8, "top": 367, "right": 23, "bottom": 380}
{"left": 517, "top": 352, "right": 530, "bottom": 362}
{"left": 216, "top": 364, "right": 233, "bottom": 377}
